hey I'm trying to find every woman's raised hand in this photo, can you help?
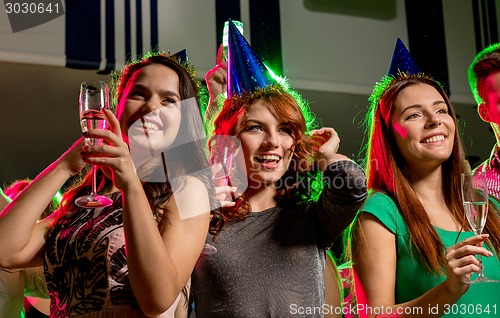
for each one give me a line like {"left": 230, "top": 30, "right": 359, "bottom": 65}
{"left": 205, "top": 45, "right": 228, "bottom": 120}
{"left": 80, "top": 109, "right": 138, "bottom": 191}
{"left": 309, "top": 127, "right": 350, "bottom": 171}
{"left": 206, "top": 45, "right": 228, "bottom": 101}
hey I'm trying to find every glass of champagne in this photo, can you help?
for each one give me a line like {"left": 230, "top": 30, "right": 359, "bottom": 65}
{"left": 210, "top": 135, "right": 240, "bottom": 191}
{"left": 200, "top": 135, "right": 241, "bottom": 255}
{"left": 75, "top": 80, "right": 113, "bottom": 208}
{"left": 461, "top": 171, "right": 497, "bottom": 283}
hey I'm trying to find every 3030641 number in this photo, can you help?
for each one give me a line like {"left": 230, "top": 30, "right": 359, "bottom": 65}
{"left": 5, "top": 2, "right": 60, "bottom": 14}
{"left": 443, "top": 304, "right": 497, "bottom": 315}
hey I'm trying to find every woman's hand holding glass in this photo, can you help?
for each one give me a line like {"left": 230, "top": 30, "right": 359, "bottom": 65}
{"left": 75, "top": 81, "right": 114, "bottom": 208}
{"left": 80, "top": 109, "right": 139, "bottom": 192}
{"left": 212, "top": 163, "right": 237, "bottom": 208}
{"left": 202, "top": 135, "right": 242, "bottom": 256}
{"left": 445, "top": 234, "right": 493, "bottom": 294}
{"left": 209, "top": 135, "right": 241, "bottom": 204}
{"left": 460, "top": 171, "right": 497, "bottom": 283}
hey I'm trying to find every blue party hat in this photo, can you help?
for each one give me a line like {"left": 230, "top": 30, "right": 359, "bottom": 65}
{"left": 387, "top": 38, "right": 421, "bottom": 76}
{"left": 171, "top": 48, "right": 188, "bottom": 64}
{"left": 227, "top": 19, "right": 276, "bottom": 98}
{"left": 369, "top": 38, "right": 438, "bottom": 115}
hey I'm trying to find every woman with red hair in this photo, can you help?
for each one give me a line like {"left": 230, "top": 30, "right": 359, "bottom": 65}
{"left": 191, "top": 83, "right": 367, "bottom": 317}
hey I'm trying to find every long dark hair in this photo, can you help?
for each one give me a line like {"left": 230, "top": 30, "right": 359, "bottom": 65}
{"left": 54, "top": 53, "right": 213, "bottom": 228}
{"left": 351, "top": 74, "right": 500, "bottom": 273}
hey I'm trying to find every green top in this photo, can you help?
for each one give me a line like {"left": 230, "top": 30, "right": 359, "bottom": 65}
{"left": 361, "top": 192, "right": 500, "bottom": 317}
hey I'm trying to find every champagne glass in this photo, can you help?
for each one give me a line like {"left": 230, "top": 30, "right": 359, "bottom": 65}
{"left": 461, "top": 171, "right": 497, "bottom": 283}
{"left": 200, "top": 135, "right": 241, "bottom": 255}
{"left": 75, "top": 80, "right": 113, "bottom": 208}
{"left": 210, "top": 135, "right": 240, "bottom": 193}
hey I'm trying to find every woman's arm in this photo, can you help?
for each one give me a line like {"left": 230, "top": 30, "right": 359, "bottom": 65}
{"left": 122, "top": 176, "right": 209, "bottom": 316}
{"left": 0, "top": 138, "right": 85, "bottom": 268}
{"left": 353, "top": 213, "right": 492, "bottom": 318}
{"left": 85, "top": 110, "right": 210, "bottom": 316}
{"left": 308, "top": 127, "right": 367, "bottom": 245}
{"left": 309, "top": 127, "right": 350, "bottom": 171}
{"left": 315, "top": 160, "right": 367, "bottom": 246}
{"left": 204, "top": 44, "right": 227, "bottom": 122}
{"left": 174, "top": 278, "right": 191, "bottom": 318}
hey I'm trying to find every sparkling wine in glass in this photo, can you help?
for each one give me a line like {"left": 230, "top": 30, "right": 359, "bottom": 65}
{"left": 75, "top": 80, "right": 113, "bottom": 208}
{"left": 461, "top": 171, "right": 497, "bottom": 283}
{"left": 201, "top": 136, "right": 241, "bottom": 256}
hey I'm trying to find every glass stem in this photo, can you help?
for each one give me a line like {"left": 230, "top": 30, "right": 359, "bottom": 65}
{"left": 91, "top": 165, "right": 97, "bottom": 196}
{"left": 476, "top": 254, "right": 485, "bottom": 279}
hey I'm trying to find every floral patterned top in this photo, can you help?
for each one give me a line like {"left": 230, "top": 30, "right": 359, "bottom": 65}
{"left": 44, "top": 192, "right": 179, "bottom": 318}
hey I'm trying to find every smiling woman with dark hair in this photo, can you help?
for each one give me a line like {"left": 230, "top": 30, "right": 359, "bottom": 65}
{"left": 0, "top": 52, "right": 212, "bottom": 318}
{"left": 347, "top": 40, "right": 500, "bottom": 318}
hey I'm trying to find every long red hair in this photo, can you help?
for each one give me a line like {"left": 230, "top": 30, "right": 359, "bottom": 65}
{"left": 210, "top": 86, "right": 321, "bottom": 232}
